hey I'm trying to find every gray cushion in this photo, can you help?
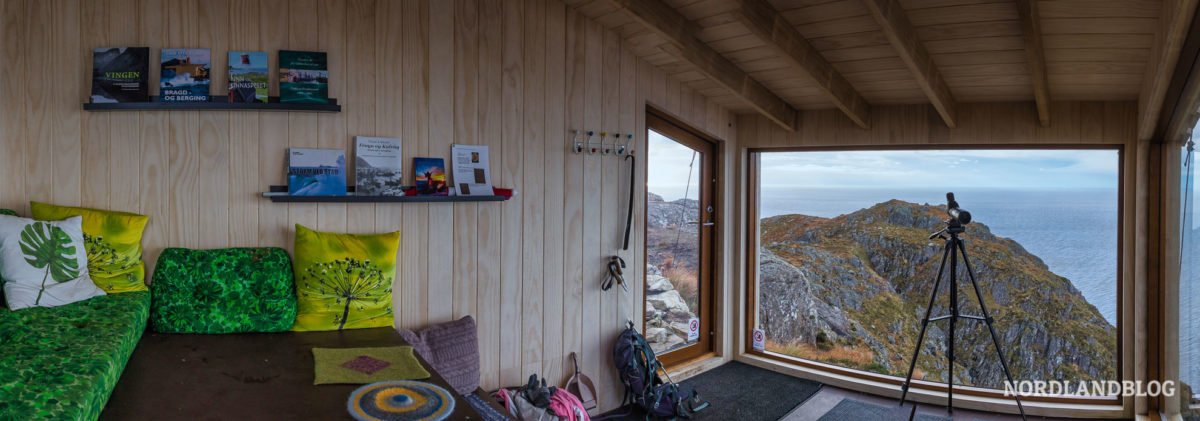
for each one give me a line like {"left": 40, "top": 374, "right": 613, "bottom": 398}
{"left": 397, "top": 316, "right": 480, "bottom": 395}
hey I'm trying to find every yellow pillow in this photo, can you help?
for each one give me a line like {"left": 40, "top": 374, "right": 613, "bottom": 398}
{"left": 30, "top": 202, "right": 149, "bottom": 293}
{"left": 292, "top": 224, "right": 398, "bottom": 331}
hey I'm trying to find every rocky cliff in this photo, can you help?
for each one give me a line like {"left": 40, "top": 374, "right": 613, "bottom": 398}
{"left": 645, "top": 263, "right": 697, "bottom": 350}
{"left": 645, "top": 193, "right": 702, "bottom": 352}
{"left": 758, "top": 200, "right": 1116, "bottom": 387}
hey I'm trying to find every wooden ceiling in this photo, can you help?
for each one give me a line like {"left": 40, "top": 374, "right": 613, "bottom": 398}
{"left": 563, "top": 0, "right": 1175, "bottom": 133}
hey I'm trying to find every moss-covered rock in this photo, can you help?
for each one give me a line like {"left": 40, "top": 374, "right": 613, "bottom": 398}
{"left": 759, "top": 200, "right": 1116, "bottom": 388}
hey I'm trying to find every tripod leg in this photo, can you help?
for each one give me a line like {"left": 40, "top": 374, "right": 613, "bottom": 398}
{"left": 957, "top": 240, "right": 1029, "bottom": 421}
{"left": 899, "top": 241, "right": 952, "bottom": 407}
{"left": 948, "top": 237, "right": 957, "bottom": 413}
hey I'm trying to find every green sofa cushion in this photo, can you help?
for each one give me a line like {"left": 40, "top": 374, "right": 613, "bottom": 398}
{"left": 0, "top": 291, "right": 149, "bottom": 420}
{"left": 150, "top": 247, "right": 297, "bottom": 334}
{"left": 0, "top": 210, "right": 13, "bottom": 306}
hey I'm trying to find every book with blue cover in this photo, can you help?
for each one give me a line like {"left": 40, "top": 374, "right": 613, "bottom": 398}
{"left": 414, "top": 157, "right": 448, "bottom": 196}
{"left": 160, "top": 48, "right": 211, "bottom": 102}
{"left": 288, "top": 148, "right": 347, "bottom": 196}
{"left": 228, "top": 51, "right": 268, "bottom": 103}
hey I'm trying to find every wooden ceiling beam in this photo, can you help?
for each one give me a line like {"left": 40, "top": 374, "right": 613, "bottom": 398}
{"left": 860, "top": 0, "right": 958, "bottom": 128}
{"left": 1138, "top": 0, "right": 1198, "bottom": 141}
{"left": 1015, "top": 0, "right": 1050, "bottom": 127}
{"left": 731, "top": 0, "right": 871, "bottom": 129}
{"left": 605, "top": 0, "right": 798, "bottom": 131}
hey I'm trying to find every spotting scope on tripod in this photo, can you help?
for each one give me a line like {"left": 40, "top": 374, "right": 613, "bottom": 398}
{"left": 897, "top": 193, "right": 1027, "bottom": 421}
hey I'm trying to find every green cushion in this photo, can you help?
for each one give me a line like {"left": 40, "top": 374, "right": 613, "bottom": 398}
{"left": 31, "top": 202, "right": 150, "bottom": 294}
{"left": 292, "top": 224, "right": 397, "bottom": 331}
{"left": 0, "top": 210, "right": 12, "bottom": 306}
{"left": 150, "top": 247, "right": 297, "bottom": 334}
{"left": 0, "top": 291, "right": 149, "bottom": 420}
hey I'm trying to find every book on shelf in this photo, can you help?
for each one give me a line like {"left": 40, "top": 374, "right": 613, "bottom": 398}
{"left": 160, "top": 48, "right": 212, "bottom": 102}
{"left": 450, "top": 144, "right": 493, "bottom": 196}
{"left": 288, "top": 148, "right": 347, "bottom": 196}
{"left": 413, "top": 157, "right": 448, "bottom": 196}
{"left": 279, "top": 50, "right": 329, "bottom": 104}
{"left": 228, "top": 51, "right": 268, "bottom": 103}
{"left": 91, "top": 47, "right": 150, "bottom": 103}
{"left": 355, "top": 137, "right": 404, "bottom": 197}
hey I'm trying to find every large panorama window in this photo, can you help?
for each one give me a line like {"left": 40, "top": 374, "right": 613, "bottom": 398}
{"left": 749, "top": 148, "right": 1120, "bottom": 394}
{"left": 1180, "top": 137, "right": 1199, "bottom": 416}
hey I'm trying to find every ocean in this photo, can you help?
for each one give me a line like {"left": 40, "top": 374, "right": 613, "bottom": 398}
{"left": 757, "top": 187, "right": 1120, "bottom": 326}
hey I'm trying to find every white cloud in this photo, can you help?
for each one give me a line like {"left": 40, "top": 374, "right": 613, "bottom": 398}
{"left": 645, "top": 143, "right": 1119, "bottom": 200}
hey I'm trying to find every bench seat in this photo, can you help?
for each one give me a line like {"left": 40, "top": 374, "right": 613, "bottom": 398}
{"left": 101, "top": 327, "right": 504, "bottom": 420}
{"left": 0, "top": 291, "right": 150, "bottom": 420}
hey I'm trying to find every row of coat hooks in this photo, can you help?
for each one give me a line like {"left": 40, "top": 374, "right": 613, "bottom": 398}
{"left": 570, "top": 129, "right": 635, "bottom": 156}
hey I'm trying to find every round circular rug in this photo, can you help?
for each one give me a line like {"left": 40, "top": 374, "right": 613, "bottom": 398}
{"left": 346, "top": 380, "right": 456, "bottom": 421}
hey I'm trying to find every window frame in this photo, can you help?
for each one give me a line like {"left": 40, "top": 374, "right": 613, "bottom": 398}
{"left": 743, "top": 144, "right": 1125, "bottom": 406}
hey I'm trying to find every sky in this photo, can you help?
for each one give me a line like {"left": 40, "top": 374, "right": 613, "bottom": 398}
{"left": 646, "top": 130, "right": 1120, "bottom": 201}
{"left": 646, "top": 130, "right": 703, "bottom": 201}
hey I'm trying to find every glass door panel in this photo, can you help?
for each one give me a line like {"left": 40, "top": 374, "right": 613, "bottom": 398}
{"left": 644, "top": 113, "right": 714, "bottom": 364}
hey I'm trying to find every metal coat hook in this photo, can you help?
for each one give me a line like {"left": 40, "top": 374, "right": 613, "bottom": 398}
{"left": 570, "top": 130, "right": 584, "bottom": 154}
{"left": 571, "top": 130, "right": 633, "bottom": 157}
{"left": 598, "top": 131, "right": 610, "bottom": 155}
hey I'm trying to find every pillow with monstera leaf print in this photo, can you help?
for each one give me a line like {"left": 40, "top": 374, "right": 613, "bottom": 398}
{"left": 0, "top": 214, "right": 105, "bottom": 310}
{"left": 30, "top": 202, "right": 149, "bottom": 293}
{"left": 292, "top": 224, "right": 398, "bottom": 331}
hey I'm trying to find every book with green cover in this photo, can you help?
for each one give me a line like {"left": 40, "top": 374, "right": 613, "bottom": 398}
{"left": 279, "top": 50, "right": 328, "bottom": 104}
{"left": 228, "top": 51, "right": 268, "bottom": 103}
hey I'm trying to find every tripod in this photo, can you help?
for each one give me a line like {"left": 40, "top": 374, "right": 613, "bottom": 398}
{"left": 897, "top": 216, "right": 1028, "bottom": 421}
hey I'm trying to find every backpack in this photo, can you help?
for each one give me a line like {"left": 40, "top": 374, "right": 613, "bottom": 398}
{"left": 495, "top": 374, "right": 589, "bottom": 421}
{"left": 608, "top": 323, "right": 709, "bottom": 420}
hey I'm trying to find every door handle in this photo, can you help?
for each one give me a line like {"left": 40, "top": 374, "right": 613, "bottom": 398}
{"left": 686, "top": 221, "right": 716, "bottom": 227}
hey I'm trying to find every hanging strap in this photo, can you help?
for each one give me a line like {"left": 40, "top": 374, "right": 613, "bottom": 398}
{"left": 623, "top": 154, "right": 636, "bottom": 251}
{"left": 601, "top": 256, "right": 627, "bottom": 292}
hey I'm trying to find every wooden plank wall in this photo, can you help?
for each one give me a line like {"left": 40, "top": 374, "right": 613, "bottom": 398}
{"left": 733, "top": 102, "right": 1147, "bottom": 418}
{"left": 0, "top": 0, "right": 738, "bottom": 410}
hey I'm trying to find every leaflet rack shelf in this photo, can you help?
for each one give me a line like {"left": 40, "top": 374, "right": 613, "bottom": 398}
{"left": 83, "top": 96, "right": 341, "bottom": 112}
{"left": 262, "top": 186, "right": 510, "bottom": 203}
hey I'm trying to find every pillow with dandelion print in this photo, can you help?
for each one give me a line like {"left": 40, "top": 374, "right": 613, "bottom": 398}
{"left": 292, "top": 224, "right": 398, "bottom": 331}
{"left": 0, "top": 214, "right": 105, "bottom": 310}
{"left": 30, "top": 202, "right": 149, "bottom": 293}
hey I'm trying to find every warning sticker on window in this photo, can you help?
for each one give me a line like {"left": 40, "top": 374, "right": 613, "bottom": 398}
{"left": 687, "top": 318, "right": 700, "bottom": 342}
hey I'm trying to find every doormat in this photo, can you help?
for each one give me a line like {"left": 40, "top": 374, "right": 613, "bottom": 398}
{"left": 597, "top": 361, "right": 821, "bottom": 420}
